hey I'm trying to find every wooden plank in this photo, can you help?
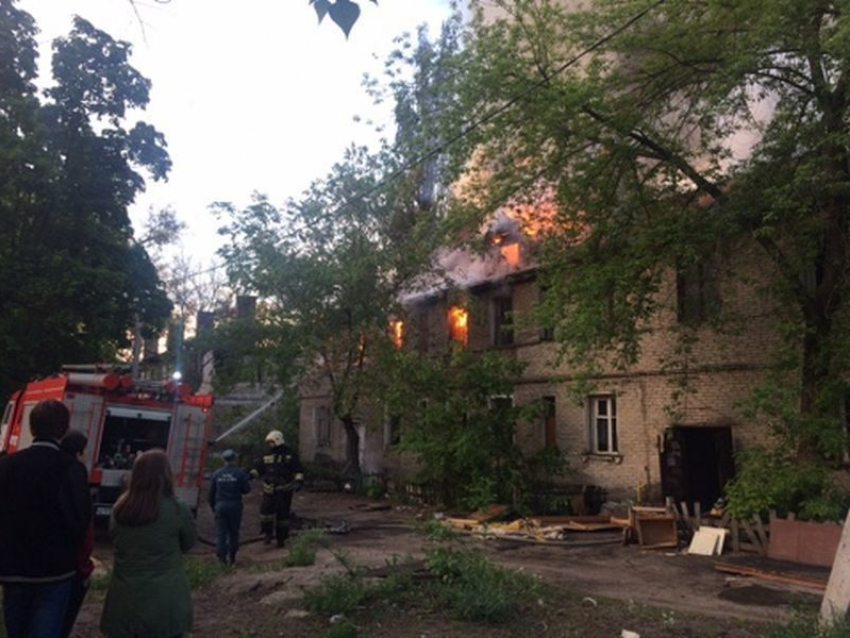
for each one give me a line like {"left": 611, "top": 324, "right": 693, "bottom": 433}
{"left": 694, "top": 502, "right": 702, "bottom": 530}
{"left": 715, "top": 562, "right": 827, "bottom": 590}
{"left": 718, "top": 512, "right": 730, "bottom": 529}
{"left": 732, "top": 519, "right": 740, "bottom": 552}
{"left": 740, "top": 519, "right": 764, "bottom": 554}
{"left": 680, "top": 501, "right": 691, "bottom": 530}
{"left": 469, "top": 504, "right": 509, "bottom": 523}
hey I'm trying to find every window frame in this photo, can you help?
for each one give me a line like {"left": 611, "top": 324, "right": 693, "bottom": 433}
{"left": 315, "top": 405, "right": 331, "bottom": 448}
{"left": 491, "top": 295, "right": 514, "bottom": 347}
{"left": 588, "top": 395, "right": 618, "bottom": 455}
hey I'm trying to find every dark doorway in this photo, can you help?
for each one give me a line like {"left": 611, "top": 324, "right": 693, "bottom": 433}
{"left": 660, "top": 426, "right": 735, "bottom": 510}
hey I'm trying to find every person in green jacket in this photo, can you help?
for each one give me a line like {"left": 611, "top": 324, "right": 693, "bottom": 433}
{"left": 100, "top": 449, "right": 197, "bottom": 638}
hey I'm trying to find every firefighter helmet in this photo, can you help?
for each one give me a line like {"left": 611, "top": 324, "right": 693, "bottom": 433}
{"left": 265, "top": 430, "right": 285, "bottom": 446}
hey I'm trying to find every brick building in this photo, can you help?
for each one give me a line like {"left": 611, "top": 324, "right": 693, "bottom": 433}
{"left": 299, "top": 217, "right": 783, "bottom": 508}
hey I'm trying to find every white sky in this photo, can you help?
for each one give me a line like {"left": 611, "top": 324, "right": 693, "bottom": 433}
{"left": 20, "top": 0, "right": 454, "bottom": 266}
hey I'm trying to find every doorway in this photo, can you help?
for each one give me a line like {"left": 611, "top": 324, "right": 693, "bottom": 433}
{"left": 660, "top": 426, "right": 735, "bottom": 510}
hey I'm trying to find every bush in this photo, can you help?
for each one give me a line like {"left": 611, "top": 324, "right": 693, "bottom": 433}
{"left": 303, "top": 573, "right": 368, "bottom": 616}
{"left": 425, "top": 547, "right": 539, "bottom": 624}
{"left": 725, "top": 448, "right": 849, "bottom": 520}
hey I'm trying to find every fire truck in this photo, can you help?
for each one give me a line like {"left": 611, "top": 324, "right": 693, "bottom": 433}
{"left": 0, "top": 365, "right": 214, "bottom": 520}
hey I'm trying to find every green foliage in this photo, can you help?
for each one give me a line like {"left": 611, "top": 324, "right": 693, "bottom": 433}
{"left": 325, "top": 622, "right": 358, "bottom": 638}
{"left": 0, "top": 6, "right": 171, "bottom": 399}
{"left": 415, "top": 518, "right": 460, "bottom": 542}
{"left": 382, "top": 349, "right": 569, "bottom": 508}
{"left": 303, "top": 573, "right": 369, "bottom": 616}
{"left": 726, "top": 448, "right": 849, "bottom": 521}
{"left": 424, "top": 547, "right": 539, "bottom": 624}
{"left": 438, "top": 0, "right": 850, "bottom": 482}
{"left": 185, "top": 556, "right": 228, "bottom": 589}
{"left": 285, "top": 528, "right": 327, "bottom": 567}
{"left": 89, "top": 570, "right": 112, "bottom": 592}
{"left": 767, "top": 615, "right": 850, "bottom": 638}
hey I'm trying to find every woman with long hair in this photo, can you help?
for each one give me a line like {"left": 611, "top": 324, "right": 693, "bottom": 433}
{"left": 100, "top": 450, "right": 197, "bottom": 638}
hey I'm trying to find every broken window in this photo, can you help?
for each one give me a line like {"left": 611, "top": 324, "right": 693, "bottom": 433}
{"left": 448, "top": 306, "right": 468, "bottom": 348}
{"left": 492, "top": 296, "right": 514, "bottom": 346}
{"left": 677, "top": 258, "right": 721, "bottom": 325}
{"left": 589, "top": 395, "right": 618, "bottom": 454}
{"left": 389, "top": 319, "right": 404, "bottom": 350}
{"left": 538, "top": 285, "right": 554, "bottom": 342}
{"left": 416, "top": 309, "right": 431, "bottom": 353}
{"left": 315, "top": 406, "right": 331, "bottom": 447}
{"left": 385, "top": 413, "right": 401, "bottom": 448}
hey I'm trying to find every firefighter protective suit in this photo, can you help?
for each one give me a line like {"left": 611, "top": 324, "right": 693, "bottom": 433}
{"left": 251, "top": 431, "right": 304, "bottom": 547}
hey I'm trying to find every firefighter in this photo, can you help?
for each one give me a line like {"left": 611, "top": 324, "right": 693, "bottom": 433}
{"left": 250, "top": 430, "right": 304, "bottom": 547}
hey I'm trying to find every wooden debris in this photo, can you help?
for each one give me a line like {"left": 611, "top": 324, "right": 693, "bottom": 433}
{"left": 469, "top": 504, "right": 509, "bottom": 523}
{"left": 714, "top": 561, "right": 828, "bottom": 591}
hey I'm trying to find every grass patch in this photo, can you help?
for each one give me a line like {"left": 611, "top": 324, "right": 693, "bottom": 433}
{"left": 414, "top": 518, "right": 460, "bottom": 541}
{"left": 766, "top": 615, "right": 850, "bottom": 637}
{"left": 425, "top": 547, "right": 540, "bottom": 624}
{"left": 303, "top": 572, "right": 369, "bottom": 616}
{"left": 326, "top": 621, "right": 358, "bottom": 638}
{"left": 90, "top": 570, "right": 112, "bottom": 591}
{"left": 285, "top": 528, "right": 326, "bottom": 567}
{"left": 185, "top": 556, "right": 229, "bottom": 589}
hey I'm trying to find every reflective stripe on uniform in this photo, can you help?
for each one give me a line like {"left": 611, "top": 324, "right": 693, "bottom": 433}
{"left": 259, "top": 514, "right": 274, "bottom": 522}
{"left": 263, "top": 455, "right": 275, "bottom": 464}
{"left": 263, "top": 483, "right": 275, "bottom": 494}
{"left": 294, "top": 473, "right": 304, "bottom": 481}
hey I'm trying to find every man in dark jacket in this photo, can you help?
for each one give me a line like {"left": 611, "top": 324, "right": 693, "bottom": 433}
{"left": 0, "top": 400, "right": 91, "bottom": 638}
{"left": 209, "top": 448, "right": 251, "bottom": 566}
{"left": 250, "top": 430, "right": 304, "bottom": 547}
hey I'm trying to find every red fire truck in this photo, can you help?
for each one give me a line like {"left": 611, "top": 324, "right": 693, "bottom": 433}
{"left": 0, "top": 365, "right": 213, "bottom": 520}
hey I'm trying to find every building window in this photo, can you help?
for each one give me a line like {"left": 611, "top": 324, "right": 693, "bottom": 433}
{"left": 492, "top": 296, "right": 514, "bottom": 346}
{"left": 590, "top": 395, "right": 617, "bottom": 454}
{"left": 416, "top": 309, "right": 430, "bottom": 353}
{"left": 542, "top": 396, "right": 557, "bottom": 448}
{"left": 385, "top": 414, "right": 401, "bottom": 448}
{"left": 677, "top": 259, "right": 721, "bottom": 325}
{"left": 315, "top": 406, "right": 331, "bottom": 447}
{"left": 389, "top": 319, "right": 404, "bottom": 350}
{"left": 448, "top": 306, "right": 468, "bottom": 348}
{"left": 538, "top": 285, "right": 554, "bottom": 342}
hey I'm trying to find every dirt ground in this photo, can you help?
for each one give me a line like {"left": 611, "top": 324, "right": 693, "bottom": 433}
{"left": 68, "top": 487, "right": 822, "bottom": 637}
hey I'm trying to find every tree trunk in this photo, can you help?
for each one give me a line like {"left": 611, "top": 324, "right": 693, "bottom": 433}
{"left": 341, "top": 414, "right": 361, "bottom": 478}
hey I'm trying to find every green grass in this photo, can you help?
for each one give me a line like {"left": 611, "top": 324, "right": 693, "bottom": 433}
{"left": 185, "top": 556, "right": 229, "bottom": 589}
{"left": 425, "top": 547, "right": 540, "bottom": 624}
{"left": 414, "top": 518, "right": 461, "bottom": 541}
{"left": 326, "top": 621, "right": 359, "bottom": 638}
{"left": 766, "top": 615, "right": 850, "bottom": 638}
{"left": 285, "top": 528, "right": 327, "bottom": 567}
{"left": 303, "top": 572, "right": 369, "bottom": 616}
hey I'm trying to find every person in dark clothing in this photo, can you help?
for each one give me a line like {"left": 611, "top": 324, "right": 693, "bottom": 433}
{"left": 58, "top": 430, "right": 95, "bottom": 638}
{"left": 0, "top": 400, "right": 91, "bottom": 638}
{"left": 250, "top": 430, "right": 304, "bottom": 547}
{"left": 209, "top": 449, "right": 251, "bottom": 566}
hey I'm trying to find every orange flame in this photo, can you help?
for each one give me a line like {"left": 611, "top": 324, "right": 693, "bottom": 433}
{"left": 389, "top": 320, "right": 404, "bottom": 350}
{"left": 500, "top": 243, "right": 520, "bottom": 267}
{"left": 448, "top": 306, "right": 468, "bottom": 347}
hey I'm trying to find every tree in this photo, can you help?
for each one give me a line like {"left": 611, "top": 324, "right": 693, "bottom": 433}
{"left": 0, "top": 4, "right": 171, "bottom": 399}
{"left": 436, "top": 0, "right": 850, "bottom": 511}
{"left": 215, "top": 22, "right": 462, "bottom": 476}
